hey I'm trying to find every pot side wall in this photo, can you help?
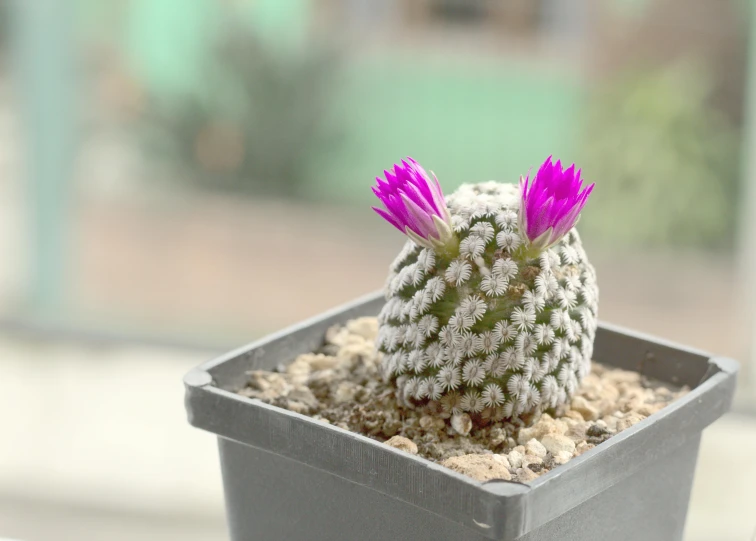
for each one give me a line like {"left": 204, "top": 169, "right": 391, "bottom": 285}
{"left": 217, "top": 434, "right": 700, "bottom": 541}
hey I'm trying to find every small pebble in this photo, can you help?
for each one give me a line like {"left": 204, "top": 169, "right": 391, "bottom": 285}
{"left": 346, "top": 317, "right": 379, "bottom": 340}
{"left": 522, "top": 454, "right": 543, "bottom": 468}
{"left": 606, "top": 370, "right": 641, "bottom": 385}
{"left": 508, "top": 450, "right": 524, "bottom": 469}
{"left": 562, "top": 409, "right": 585, "bottom": 422}
{"left": 586, "top": 424, "right": 610, "bottom": 438}
{"left": 575, "top": 441, "right": 595, "bottom": 456}
{"left": 525, "top": 439, "right": 547, "bottom": 459}
{"left": 637, "top": 404, "right": 661, "bottom": 417}
{"left": 565, "top": 422, "right": 588, "bottom": 443}
{"left": 325, "top": 325, "right": 350, "bottom": 347}
{"left": 507, "top": 451, "right": 525, "bottom": 468}
{"left": 517, "top": 414, "right": 568, "bottom": 445}
{"left": 305, "top": 353, "right": 340, "bottom": 371}
{"left": 286, "top": 357, "right": 312, "bottom": 385}
{"left": 451, "top": 413, "right": 473, "bottom": 436}
{"left": 527, "top": 462, "right": 544, "bottom": 473}
{"left": 488, "top": 427, "right": 508, "bottom": 447}
{"left": 420, "top": 415, "right": 445, "bottom": 431}
{"left": 333, "top": 381, "right": 359, "bottom": 404}
{"left": 287, "top": 387, "right": 318, "bottom": 409}
{"left": 616, "top": 413, "right": 646, "bottom": 432}
{"left": 602, "top": 415, "right": 620, "bottom": 432}
{"left": 540, "top": 434, "right": 576, "bottom": 456}
{"left": 570, "top": 396, "right": 599, "bottom": 421}
{"left": 442, "top": 454, "right": 512, "bottom": 482}
{"left": 384, "top": 436, "right": 418, "bottom": 454}
{"left": 585, "top": 424, "right": 612, "bottom": 444}
{"left": 337, "top": 343, "right": 371, "bottom": 369}
{"left": 246, "top": 371, "right": 291, "bottom": 398}
{"left": 553, "top": 451, "right": 573, "bottom": 465}
{"left": 598, "top": 381, "right": 620, "bottom": 402}
{"left": 516, "top": 467, "right": 539, "bottom": 482}
{"left": 492, "top": 454, "right": 511, "bottom": 470}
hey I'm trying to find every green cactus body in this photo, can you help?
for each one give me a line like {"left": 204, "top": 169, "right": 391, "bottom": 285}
{"left": 376, "top": 182, "right": 599, "bottom": 422}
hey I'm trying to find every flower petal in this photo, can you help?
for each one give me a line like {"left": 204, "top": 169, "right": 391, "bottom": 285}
{"left": 518, "top": 156, "right": 594, "bottom": 250}
{"left": 371, "top": 157, "right": 454, "bottom": 248}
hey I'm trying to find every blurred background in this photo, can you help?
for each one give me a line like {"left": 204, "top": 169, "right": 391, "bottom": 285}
{"left": 0, "top": 0, "right": 755, "bottom": 540}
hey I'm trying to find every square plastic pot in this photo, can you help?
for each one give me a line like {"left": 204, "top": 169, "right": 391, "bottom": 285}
{"left": 184, "top": 291, "right": 738, "bottom": 541}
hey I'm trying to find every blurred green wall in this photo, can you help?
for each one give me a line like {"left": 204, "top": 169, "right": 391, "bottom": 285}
{"left": 306, "top": 55, "right": 580, "bottom": 203}
{"left": 106, "top": 0, "right": 579, "bottom": 203}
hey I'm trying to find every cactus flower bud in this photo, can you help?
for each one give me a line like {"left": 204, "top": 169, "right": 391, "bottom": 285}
{"left": 372, "top": 158, "right": 456, "bottom": 252}
{"left": 519, "top": 156, "right": 594, "bottom": 253}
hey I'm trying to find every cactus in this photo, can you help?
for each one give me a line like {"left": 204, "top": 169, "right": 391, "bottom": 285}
{"left": 372, "top": 157, "right": 598, "bottom": 423}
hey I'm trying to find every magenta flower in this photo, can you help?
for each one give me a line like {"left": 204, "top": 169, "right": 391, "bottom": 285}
{"left": 372, "top": 157, "right": 455, "bottom": 251}
{"left": 519, "top": 156, "right": 594, "bottom": 251}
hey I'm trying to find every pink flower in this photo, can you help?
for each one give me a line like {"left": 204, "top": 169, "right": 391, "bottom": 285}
{"left": 372, "top": 158, "right": 454, "bottom": 250}
{"left": 519, "top": 156, "right": 594, "bottom": 251}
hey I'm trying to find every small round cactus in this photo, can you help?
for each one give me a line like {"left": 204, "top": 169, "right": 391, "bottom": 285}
{"left": 372, "top": 157, "right": 598, "bottom": 422}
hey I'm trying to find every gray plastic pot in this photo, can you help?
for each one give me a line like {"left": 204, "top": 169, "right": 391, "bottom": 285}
{"left": 184, "top": 291, "right": 738, "bottom": 541}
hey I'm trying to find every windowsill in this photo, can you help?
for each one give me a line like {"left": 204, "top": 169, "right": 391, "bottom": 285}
{"left": 0, "top": 331, "right": 755, "bottom": 541}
